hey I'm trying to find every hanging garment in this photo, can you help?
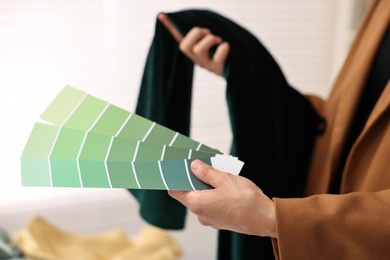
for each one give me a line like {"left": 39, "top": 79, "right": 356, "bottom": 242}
{"left": 129, "top": 9, "right": 320, "bottom": 260}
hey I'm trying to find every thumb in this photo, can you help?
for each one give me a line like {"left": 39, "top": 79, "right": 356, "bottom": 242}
{"left": 191, "top": 159, "right": 224, "bottom": 188}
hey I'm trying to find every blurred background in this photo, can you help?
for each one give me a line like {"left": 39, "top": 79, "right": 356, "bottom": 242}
{"left": 0, "top": 0, "right": 368, "bottom": 259}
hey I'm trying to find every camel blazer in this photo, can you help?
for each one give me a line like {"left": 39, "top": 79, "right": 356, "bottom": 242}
{"left": 272, "top": 0, "right": 390, "bottom": 259}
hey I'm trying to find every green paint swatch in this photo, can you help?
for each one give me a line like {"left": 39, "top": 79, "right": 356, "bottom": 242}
{"left": 50, "top": 160, "right": 81, "bottom": 187}
{"left": 107, "top": 161, "right": 139, "bottom": 188}
{"left": 90, "top": 105, "right": 130, "bottom": 136}
{"left": 21, "top": 85, "right": 244, "bottom": 190}
{"left": 160, "top": 159, "right": 195, "bottom": 190}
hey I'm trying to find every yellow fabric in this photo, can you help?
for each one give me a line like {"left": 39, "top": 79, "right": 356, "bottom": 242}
{"left": 13, "top": 216, "right": 182, "bottom": 260}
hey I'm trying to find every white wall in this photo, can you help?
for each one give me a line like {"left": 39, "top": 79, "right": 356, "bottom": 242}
{"left": 0, "top": 0, "right": 360, "bottom": 259}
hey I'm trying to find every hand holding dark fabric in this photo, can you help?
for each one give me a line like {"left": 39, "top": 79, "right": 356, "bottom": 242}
{"left": 158, "top": 13, "right": 230, "bottom": 76}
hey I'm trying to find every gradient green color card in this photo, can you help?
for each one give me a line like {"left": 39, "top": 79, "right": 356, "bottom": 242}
{"left": 105, "top": 136, "right": 216, "bottom": 189}
{"left": 40, "top": 86, "right": 219, "bottom": 153}
{"left": 132, "top": 158, "right": 212, "bottom": 191}
{"left": 22, "top": 85, "right": 244, "bottom": 190}
{"left": 39, "top": 85, "right": 86, "bottom": 126}
{"left": 21, "top": 122, "right": 218, "bottom": 189}
{"left": 49, "top": 126, "right": 84, "bottom": 187}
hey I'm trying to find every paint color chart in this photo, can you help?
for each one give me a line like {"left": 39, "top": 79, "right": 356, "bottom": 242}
{"left": 21, "top": 85, "right": 244, "bottom": 190}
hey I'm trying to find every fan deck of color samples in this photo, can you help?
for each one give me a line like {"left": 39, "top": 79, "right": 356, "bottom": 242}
{"left": 20, "top": 86, "right": 244, "bottom": 190}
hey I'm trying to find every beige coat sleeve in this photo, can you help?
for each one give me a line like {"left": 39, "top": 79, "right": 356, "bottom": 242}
{"left": 271, "top": 189, "right": 390, "bottom": 260}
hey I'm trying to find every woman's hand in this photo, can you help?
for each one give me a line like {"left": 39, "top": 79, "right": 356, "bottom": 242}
{"left": 158, "top": 13, "right": 230, "bottom": 77}
{"left": 167, "top": 160, "right": 277, "bottom": 238}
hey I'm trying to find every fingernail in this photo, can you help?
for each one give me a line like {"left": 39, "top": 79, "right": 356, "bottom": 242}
{"left": 191, "top": 160, "right": 204, "bottom": 171}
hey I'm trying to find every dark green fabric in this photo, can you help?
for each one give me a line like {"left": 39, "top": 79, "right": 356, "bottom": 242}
{"left": 129, "top": 9, "right": 320, "bottom": 260}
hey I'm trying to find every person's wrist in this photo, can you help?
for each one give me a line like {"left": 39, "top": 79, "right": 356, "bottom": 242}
{"left": 266, "top": 200, "right": 277, "bottom": 238}
{"left": 251, "top": 197, "right": 277, "bottom": 238}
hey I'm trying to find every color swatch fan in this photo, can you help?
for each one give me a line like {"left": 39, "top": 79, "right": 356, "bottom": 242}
{"left": 21, "top": 85, "right": 244, "bottom": 190}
